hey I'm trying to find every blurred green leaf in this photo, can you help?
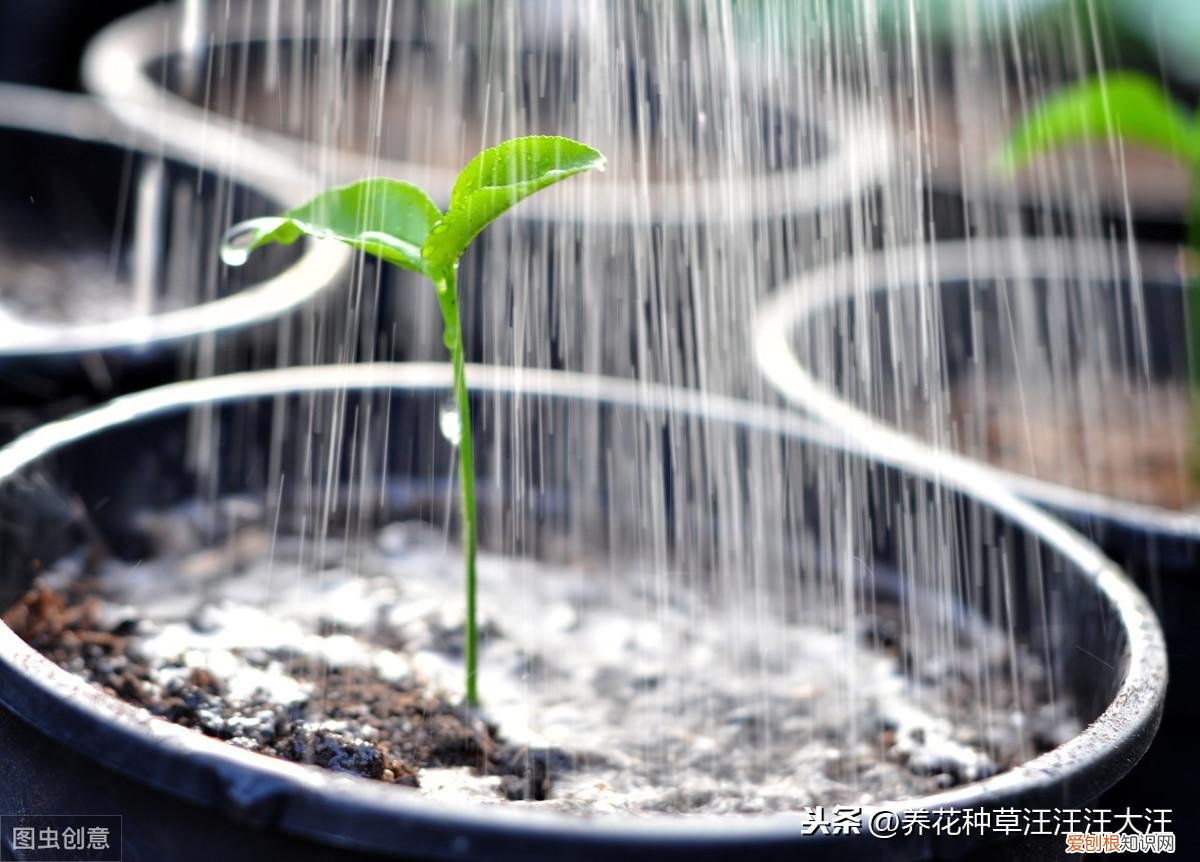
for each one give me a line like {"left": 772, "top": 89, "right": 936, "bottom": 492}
{"left": 997, "top": 72, "right": 1200, "bottom": 172}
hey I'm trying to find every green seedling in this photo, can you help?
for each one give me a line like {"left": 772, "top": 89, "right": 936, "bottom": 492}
{"left": 997, "top": 71, "right": 1200, "bottom": 486}
{"left": 221, "top": 135, "right": 605, "bottom": 706}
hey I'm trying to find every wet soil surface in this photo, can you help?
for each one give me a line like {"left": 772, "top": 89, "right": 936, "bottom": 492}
{"left": 908, "top": 382, "right": 1199, "bottom": 511}
{"left": 3, "top": 585, "right": 553, "bottom": 799}
{"left": 0, "top": 242, "right": 134, "bottom": 327}
{"left": 3, "top": 503, "right": 1076, "bottom": 815}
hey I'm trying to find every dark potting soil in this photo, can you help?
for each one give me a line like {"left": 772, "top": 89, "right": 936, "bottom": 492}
{"left": 2, "top": 504, "right": 1077, "bottom": 815}
{"left": 0, "top": 240, "right": 137, "bottom": 327}
{"left": 912, "top": 381, "right": 1198, "bottom": 511}
{"left": 3, "top": 586, "right": 552, "bottom": 799}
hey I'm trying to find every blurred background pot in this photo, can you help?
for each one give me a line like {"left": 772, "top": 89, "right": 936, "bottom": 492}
{"left": 0, "top": 363, "right": 1166, "bottom": 860}
{"left": 0, "top": 83, "right": 348, "bottom": 434}
{"left": 83, "top": 0, "right": 893, "bottom": 391}
{"left": 756, "top": 238, "right": 1200, "bottom": 571}
{"left": 754, "top": 235, "right": 1195, "bottom": 832}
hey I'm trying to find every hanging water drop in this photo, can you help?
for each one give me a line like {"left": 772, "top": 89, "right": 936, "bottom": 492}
{"left": 439, "top": 400, "right": 462, "bottom": 447}
{"left": 219, "top": 244, "right": 249, "bottom": 267}
{"left": 220, "top": 217, "right": 286, "bottom": 267}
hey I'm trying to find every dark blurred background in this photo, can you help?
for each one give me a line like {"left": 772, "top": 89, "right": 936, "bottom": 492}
{"left": 0, "top": 1, "right": 155, "bottom": 90}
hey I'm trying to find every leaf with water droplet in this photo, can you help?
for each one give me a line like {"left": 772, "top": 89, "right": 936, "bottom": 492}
{"left": 995, "top": 72, "right": 1200, "bottom": 174}
{"left": 221, "top": 179, "right": 442, "bottom": 275}
{"left": 221, "top": 217, "right": 298, "bottom": 266}
{"left": 422, "top": 136, "right": 606, "bottom": 273}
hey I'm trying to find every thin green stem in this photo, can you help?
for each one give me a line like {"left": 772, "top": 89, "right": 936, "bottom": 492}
{"left": 435, "top": 266, "right": 479, "bottom": 707}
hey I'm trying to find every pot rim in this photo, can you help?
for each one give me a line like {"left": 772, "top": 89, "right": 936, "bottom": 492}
{"left": 0, "top": 82, "right": 348, "bottom": 358}
{"left": 0, "top": 363, "right": 1166, "bottom": 855}
{"left": 81, "top": 3, "right": 893, "bottom": 227}
{"left": 753, "top": 236, "right": 1200, "bottom": 541}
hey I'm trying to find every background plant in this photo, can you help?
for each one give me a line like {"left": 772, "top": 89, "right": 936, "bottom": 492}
{"left": 998, "top": 71, "right": 1200, "bottom": 482}
{"left": 221, "top": 135, "right": 605, "bottom": 706}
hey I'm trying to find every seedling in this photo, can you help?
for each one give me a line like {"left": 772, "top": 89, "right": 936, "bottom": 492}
{"left": 997, "top": 72, "right": 1200, "bottom": 483}
{"left": 221, "top": 135, "right": 605, "bottom": 705}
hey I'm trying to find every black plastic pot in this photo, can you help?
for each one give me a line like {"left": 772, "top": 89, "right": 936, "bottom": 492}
{"left": 83, "top": 1, "right": 893, "bottom": 387}
{"left": 0, "top": 83, "right": 348, "bottom": 420}
{"left": 754, "top": 236, "right": 1195, "bottom": 835}
{"left": 756, "top": 236, "right": 1200, "bottom": 584}
{"left": 0, "top": 363, "right": 1165, "bottom": 861}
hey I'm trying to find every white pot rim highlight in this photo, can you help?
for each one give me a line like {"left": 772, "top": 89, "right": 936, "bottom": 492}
{"left": 82, "top": 2, "right": 893, "bottom": 227}
{"left": 0, "top": 82, "right": 348, "bottom": 358}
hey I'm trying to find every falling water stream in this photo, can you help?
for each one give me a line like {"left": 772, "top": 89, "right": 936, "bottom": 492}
{"left": 7, "top": 0, "right": 1179, "bottom": 815}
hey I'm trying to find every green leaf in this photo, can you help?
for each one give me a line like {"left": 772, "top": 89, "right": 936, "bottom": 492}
{"left": 421, "top": 135, "right": 606, "bottom": 274}
{"left": 995, "top": 72, "right": 1200, "bottom": 173}
{"left": 223, "top": 179, "right": 442, "bottom": 275}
